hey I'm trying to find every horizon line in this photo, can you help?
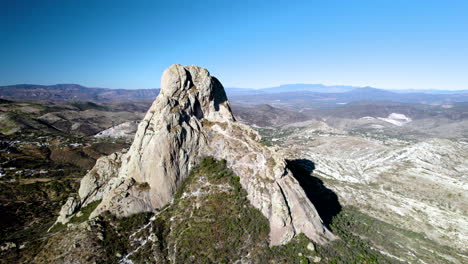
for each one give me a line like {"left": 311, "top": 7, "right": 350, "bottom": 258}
{"left": 0, "top": 82, "right": 467, "bottom": 92}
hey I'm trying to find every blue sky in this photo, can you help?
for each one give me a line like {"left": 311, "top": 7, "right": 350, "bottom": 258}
{"left": 1, "top": 0, "right": 467, "bottom": 90}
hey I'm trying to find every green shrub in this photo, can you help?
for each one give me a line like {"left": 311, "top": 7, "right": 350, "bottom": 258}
{"left": 99, "top": 211, "right": 153, "bottom": 263}
{"left": 69, "top": 200, "right": 102, "bottom": 224}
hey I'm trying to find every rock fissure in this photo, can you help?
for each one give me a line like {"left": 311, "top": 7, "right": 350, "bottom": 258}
{"left": 276, "top": 181, "right": 296, "bottom": 235}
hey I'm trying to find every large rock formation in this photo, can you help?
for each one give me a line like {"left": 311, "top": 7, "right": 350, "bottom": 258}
{"left": 57, "top": 64, "right": 334, "bottom": 245}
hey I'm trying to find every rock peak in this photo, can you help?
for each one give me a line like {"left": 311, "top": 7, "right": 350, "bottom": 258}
{"left": 159, "top": 64, "right": 235, "bottom": 123}
{"left": 56, "top": 64, "right": 335, "bottom": 246}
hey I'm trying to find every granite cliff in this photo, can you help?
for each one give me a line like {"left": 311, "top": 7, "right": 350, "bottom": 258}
{"left": 54, "top": 64, "right": 334, "bottom": 247}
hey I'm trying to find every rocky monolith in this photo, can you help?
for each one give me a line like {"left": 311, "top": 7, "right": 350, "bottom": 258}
{"left": 56, "top": 64, "right": 335, "bottom": 245}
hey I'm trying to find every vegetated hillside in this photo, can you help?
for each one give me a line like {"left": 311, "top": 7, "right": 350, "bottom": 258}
{"left": 2, "top": 98, "right": 464, "bottom": 263}
{"left": 0, "top": 84, "right": 159, "bottom": 102}
{"left": 318, "top": 101, "right": 468, "bottom": 120}
{"left": 0, "top": 100, "right": 147, "bottom": 136}
{"left": 258, "top": 119, "right": 468, "bottom": 264}
{"left": 232, "top": 104, "right": 311, "bottom": 127}
{"left": 232, "top": 100, "right": 468, "bottom": 139}
{"left": 31, "top": 157, "right": 400, "bottom": 264}
{"left": 0, "top": 130, "right": 131, "bottom": 263}
{"left": 306, "top": 101, "right": 468, "bottom": 139}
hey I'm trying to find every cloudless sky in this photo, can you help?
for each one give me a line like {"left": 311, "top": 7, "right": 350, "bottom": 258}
{"left": 1, "top": 0, "right": 467, "bottom": 90}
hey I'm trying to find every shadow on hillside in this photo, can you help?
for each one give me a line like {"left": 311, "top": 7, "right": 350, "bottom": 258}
{"left": 286, "top": 159, "right": 342, "bottom": 230}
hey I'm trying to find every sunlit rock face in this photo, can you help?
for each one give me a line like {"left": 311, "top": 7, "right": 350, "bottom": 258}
{"left": 58, "top": 64, "right": 334, "bottom": 245}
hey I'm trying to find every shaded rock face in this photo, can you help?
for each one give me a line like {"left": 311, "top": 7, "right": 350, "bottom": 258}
{"left": 116, "top": 65, "right": 235, "bottom": 209}
{"left": 61, "top": 64, "right": 334, "bottom": 246}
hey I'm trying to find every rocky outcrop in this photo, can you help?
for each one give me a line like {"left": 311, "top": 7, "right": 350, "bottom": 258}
{"left": 57, "top": 64, "right": 334, "bottom": 245}
{"left": 94, "top": 121, "right": 139, "bottom": 138}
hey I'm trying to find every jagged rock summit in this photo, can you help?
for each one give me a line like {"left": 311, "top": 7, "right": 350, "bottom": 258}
{"left": 57, "top": 64, "right": 335, "bottom": 245}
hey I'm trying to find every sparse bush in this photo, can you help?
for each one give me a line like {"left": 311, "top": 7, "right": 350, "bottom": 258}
{"left": 69, "top": 200, "right": 102, "bottom": 224}
{"left": 99, "top": 211, "right": 154, "bottom": 263}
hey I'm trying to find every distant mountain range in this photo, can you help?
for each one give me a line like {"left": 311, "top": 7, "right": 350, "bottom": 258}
{"left": 1, "top": 83, "right": 467, "bottom": 105}
{"left": 228, "top": 87, "right": 468, "bottom": 108}
{"left": 0, "top": 84, "right": 160, "bottom": 102}
{"left": 235, "top": 83, "right": 360, "bottom": 93}
{"left": 226, "top": 83, "right": 468, "bottom": 95}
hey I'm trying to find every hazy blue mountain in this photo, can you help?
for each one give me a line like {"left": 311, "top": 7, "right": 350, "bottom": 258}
{"left": 228, "top": 84, "right": 468, "bottom": 95}
{"left": 0, "top": 84, "right": 159, "bottom": 102}
{"left": 391, "top": 89, "right": 468, "bottom": 94}
{"left": 2, "top": 84, "right": 468, "bottom": 106}
{"left": 260, "top": 83, "right": 360, "bottom": 93}
{"left": 229, "top": 87, "right": 468, "bottom": 109}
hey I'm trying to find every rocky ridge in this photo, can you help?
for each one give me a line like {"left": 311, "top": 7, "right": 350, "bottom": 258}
{"left": 56, "top": 64, "right": 334, "bottom": 246}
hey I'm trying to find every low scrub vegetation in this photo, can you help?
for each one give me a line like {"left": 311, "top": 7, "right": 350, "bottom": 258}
{"left": 69, "top": 200, "right": 102, "bottom": 224}
{"left": 127, "top": 157, "right": 401, "bottom": 263}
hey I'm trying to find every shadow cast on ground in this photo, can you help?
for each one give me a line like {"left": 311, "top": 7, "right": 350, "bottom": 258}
{"left": 286, "top": 159, "right": 342, "bottom": 229}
